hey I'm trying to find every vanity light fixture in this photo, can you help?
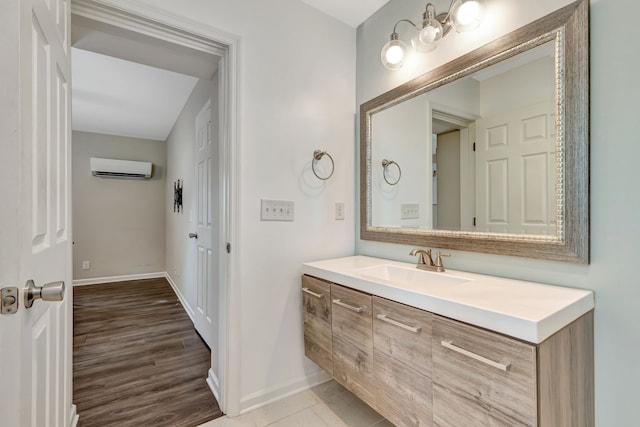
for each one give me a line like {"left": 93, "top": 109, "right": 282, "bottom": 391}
{"left": 381, "top": 0, "right": 485, "bottom": 70}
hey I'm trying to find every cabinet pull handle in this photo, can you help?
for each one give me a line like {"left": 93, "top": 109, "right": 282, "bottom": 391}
{"left": 302, "top": 287, "right": 323, "bottom": 298}
{"left": 332, "top": 299, "right": 364, "bottom": 313}
{"left": 376, "top": 314, "right": 421, "bottom": 333}
{"left": 441, "top": 340, "right": 510, "bottom": 372}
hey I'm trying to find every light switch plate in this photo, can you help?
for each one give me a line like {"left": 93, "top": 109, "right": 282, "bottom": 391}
{"left": 401, "top": 203, "right": 420, "bottom": 220}
{"left": 261, "top": 199, "right": 294, "bottom": 221}
{"left": 335, "top": 201, "right": 345, "bottom": 220}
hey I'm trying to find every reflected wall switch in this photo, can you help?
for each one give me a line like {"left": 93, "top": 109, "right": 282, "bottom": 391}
{"left": 261, "top": 199, "right": 295, "bottom": 221}
{"left": 401, "top": 204, "right": 420, "bottom": 220}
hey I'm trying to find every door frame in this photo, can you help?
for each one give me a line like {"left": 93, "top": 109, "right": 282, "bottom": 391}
{"left": 71, "top": 0, "right": 241, "bottom": 415}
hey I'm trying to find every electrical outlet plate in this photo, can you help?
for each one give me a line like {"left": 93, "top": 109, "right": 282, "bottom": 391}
{"left": 401, "top": 203, "right": 420, "bottom": 220}
{"left": 82, "top": 261, "right": 90, "bottom": 270}
{"left": 261, "top": 199, "right": 294, "bottom": 221}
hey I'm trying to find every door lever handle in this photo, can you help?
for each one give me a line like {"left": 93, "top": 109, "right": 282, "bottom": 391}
{"left": 189, "top": 232, "right": 198, "bottom": 239}
{"left": 24, "top": 280, "right": 65, "bottom": 308}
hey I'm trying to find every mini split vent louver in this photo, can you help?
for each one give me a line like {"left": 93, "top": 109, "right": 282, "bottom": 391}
{"left": 90, "top": 157, "right": 153, "bottom": 179}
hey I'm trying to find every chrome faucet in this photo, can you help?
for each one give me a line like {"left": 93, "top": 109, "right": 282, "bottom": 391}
{"left": 410, "top": 248, "right": 450, "bottom": 272}
{"left": 409, "top": 248, "right": 435, "bottom": 270}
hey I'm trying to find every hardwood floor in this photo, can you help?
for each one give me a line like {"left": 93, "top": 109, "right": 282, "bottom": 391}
{"left": 73, "top": 278, "right": 223, "bottom": 427}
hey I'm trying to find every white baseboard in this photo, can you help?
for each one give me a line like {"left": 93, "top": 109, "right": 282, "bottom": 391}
{"left": 239, "top": 369, "right": 331, "bottom": 414}
{"left": 72, "top": 272, "right": 166, "bottom": 286}
{"left": 164, "top": 272, "right": 196, "bottom": 324}
{"left": 207, "top": 368, "right": 221, "bottom": 402}
{"left": 68, "top": 404, "right": 79, "bottom": 427}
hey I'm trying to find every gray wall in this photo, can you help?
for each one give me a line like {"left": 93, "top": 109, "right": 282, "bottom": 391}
{"left": 356, "top": 0, "right": 640, "bottom": 425}
{"left": 72, "top": 131, "right": 166, "bottom": 280}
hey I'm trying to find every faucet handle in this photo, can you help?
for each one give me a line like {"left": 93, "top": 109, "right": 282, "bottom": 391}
{"left": 434, "top": 252, "right": 450, "bottom": 272}
{"left": 410, "top": 248, "right": 434, "bottom": 266}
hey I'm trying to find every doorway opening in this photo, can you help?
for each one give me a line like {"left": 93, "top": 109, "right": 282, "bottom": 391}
{"left": 431, "top": 110, "right": 475, "bottom": 231}
{"left": 70, "top": 0, "right": 240, "bottom": 417}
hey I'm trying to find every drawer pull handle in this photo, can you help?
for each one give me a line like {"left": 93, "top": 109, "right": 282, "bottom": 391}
{"left": 302, "top": 287, "right": 323, "bottom": 299}
{"left": 376, "top": 314, "right": 421, "bottom": 333}
{"left": 441, "top": 341, "right": 510, "bottom": 372}
{"left": 332, "top": 299, "right": 364, "bottom": 313}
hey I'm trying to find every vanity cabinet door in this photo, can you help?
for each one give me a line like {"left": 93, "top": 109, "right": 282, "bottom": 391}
{"left": 373, "top": 297, "right": 433, "bottom": 427}
{"left": 301, "top": 275, "right": 332, "bottom": 375}
{"left": 432, "top": 315, "right": 537, "bottom": 427}
{"left": 331, "top": 284, "right": 375, "bottom": 406}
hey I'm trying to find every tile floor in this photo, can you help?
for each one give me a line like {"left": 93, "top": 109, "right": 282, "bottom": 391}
{"left": 197, "top": 380, "right": 393, "bottom": 427}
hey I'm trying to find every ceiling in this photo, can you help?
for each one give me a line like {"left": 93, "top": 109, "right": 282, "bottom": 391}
{"left": 72, "top": 47, "right": 200, "bottom": 141}
{"left": 71, "top": 1, "right": 387, "bottom": 141}
{"left": 299, "top": 0, "right": 390, "bottom": 27}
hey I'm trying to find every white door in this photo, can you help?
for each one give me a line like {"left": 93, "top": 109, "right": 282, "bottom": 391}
{"left": 475, "top": 101, "right": 556, "bottom": 234}
{"left": 0, "top": 0, "right": 74, "bottom": 426}
{"left": 193, "top": 100, "right": 215, "bottom": 347}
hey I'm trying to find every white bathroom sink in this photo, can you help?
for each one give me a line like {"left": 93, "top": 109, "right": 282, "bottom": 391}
{"left": 303, "top": 256, "right": 595, "bottom": 343}
{"left": 356, "top": 264, "right": 470, "bottom": 288}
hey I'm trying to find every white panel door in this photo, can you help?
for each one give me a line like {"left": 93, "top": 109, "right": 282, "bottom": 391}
{"left": 475, "top": 101, "right": 556, "bottom": 234}
{"left": 0, "top": 0, "right": 73, "bottom": 426}
{"left": 194, "top": 100, "right": 215, "bottom": 347}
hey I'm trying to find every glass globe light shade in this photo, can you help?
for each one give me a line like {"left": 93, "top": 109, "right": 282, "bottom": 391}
{"left": 381, "top": 37, "right": 408, "bottom": 70}
{"left": 411, "top": 17, "right": 442, "bottom": 53}
{"left": 451, "top": 0, "right": 484, "bottom": 32}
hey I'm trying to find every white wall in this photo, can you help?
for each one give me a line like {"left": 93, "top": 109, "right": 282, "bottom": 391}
{"left": 371, "top": 94, "right": 431, "bottom": 228}
{"left": 165, "top": 76, "right": 219, "bottom": 375}
{"left": 357, "top": 0, "right": 640, "bottom": 425}
{"left": 479, "top": 54, "right": 555, "bottom": 117}
{"left": 113, "top": 0, "right": 357, "bottom": 411}
{"left": 72, "top": 131, "right": 166, "bottom": 280}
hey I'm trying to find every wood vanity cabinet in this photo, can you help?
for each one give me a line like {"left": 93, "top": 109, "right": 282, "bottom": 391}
{"left": 330, "top": 284, "right": 375, "bottom": 406}
{"left": 433, "top": 315, "right": 537, "bottom": 426}
{"left": 301, "top": 275, "right": 332, "bottom": 375}
{"left": 301, "top": 275, "right": 594, "bottom": 427}
{"left": 372, "top": 296, "right": 433, "bottom": 427}
{"left": 432, "top": 312, "right": 594, "bottom": 427}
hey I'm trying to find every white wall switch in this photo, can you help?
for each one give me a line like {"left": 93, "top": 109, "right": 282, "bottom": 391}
{"left": 82, "top": 261, "right": 90, "bottom": 270}
{"left": 261, "top": 199, "right": 295, "bottom": 221}
{"left": 335, "top": 201, "right": 345, "bottom": 220}
{"left": 401, "top": 203, "right": 420, "bottom": 220}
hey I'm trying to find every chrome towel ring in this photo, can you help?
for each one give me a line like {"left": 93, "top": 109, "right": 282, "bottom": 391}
{"left": 312, "top": 150, "right": 334, "bottom": 180}
{"left": 381, "top": 159, "right": 401, "bottom": 185}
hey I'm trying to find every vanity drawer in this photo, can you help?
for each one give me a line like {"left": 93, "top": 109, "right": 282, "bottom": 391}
{"left": 302, "top": 275, "right": 331, "bottom": 322}
{"left": 331, "top": 284, "right": 374, "bottom": 406}
{"left": 333, "top": 334, "right": 375, "bottom": 407}
{"left": 301, "top": 275, "right": 332, "bottom": 374}
{"left": 373, "top": 296, "right": 432, "bottom": 377}
{"left": 373, "top": 297, "right": 433, "bottom": 426}
{"left": 374, "top": 350, "right": 433, "bottom": 427}
{"left": 331, "top": 284, "right": 372, "bottom": 347}
{"left": 432, "top": 315, "right": 537, "bottom": 427}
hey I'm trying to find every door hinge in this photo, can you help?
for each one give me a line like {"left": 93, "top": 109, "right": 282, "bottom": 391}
{"left": 473, "top": 217, "right": 477, "bottom": 227}
{"left": 226, "top": 242, "right": 231, "bottom": 254}
{"left": 1, "top": 287, "right": 19, "bottom": 314}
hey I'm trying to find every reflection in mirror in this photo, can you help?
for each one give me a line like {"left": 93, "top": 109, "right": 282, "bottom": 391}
{"left": 360, "top": 0, "right": 588, "bottom": 263}
{"left": 370, "top": 41, "right": 556, "bottom": 235}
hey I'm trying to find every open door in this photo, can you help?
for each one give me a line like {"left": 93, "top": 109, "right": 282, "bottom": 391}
{"left": 193, "top": 99, "right": 216, "bottom": 347}
{"left": 0, "top": 0, "right": 75, "bottom": 425}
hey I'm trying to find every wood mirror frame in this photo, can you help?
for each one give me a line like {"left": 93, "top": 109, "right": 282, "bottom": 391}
{"left": 360, "top": 0, "right": 589, "bottom": 263}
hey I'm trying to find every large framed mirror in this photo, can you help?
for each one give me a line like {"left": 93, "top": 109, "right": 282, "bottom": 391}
{"left": 360, "top": 0, "right": 588, "bottom": 263}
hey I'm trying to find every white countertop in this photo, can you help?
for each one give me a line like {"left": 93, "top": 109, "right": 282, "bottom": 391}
{"left": 302, "top": 256, "right": 594, "bottom": 344}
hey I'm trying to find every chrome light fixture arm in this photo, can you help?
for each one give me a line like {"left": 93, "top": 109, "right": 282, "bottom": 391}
{"left": 381, "top": 0, "right": 485, "bottom": 70}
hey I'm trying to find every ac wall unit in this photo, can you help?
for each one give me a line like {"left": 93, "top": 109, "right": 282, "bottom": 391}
{"left": 90, "top": 157, "right": 153, "bottom": 179}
